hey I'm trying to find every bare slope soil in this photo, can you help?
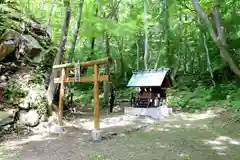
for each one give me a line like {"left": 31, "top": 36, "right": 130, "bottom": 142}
{"left": 0, "top": 110, "right": 240, "bottom": 160}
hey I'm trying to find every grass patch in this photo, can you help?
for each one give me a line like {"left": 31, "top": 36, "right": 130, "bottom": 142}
{"left": 88, "top": 153, "right": 106, "bottom": 160}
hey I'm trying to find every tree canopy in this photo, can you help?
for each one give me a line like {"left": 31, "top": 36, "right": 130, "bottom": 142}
{"left": 14, "top": 0, "right": 240, "bottom": 111}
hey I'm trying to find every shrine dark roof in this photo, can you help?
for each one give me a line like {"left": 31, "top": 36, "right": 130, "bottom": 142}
{"left": 127, "top": 68, "right": 172, "bottom": 87}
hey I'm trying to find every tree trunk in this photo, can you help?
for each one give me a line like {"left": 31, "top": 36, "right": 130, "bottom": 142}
{"left": 96, "top": 0, "right": 103, "bottom": 13}
{"left": 154, "top": 0, "right": 165, "bottom": 69}
{"left": 79, "top": 7, "right": 98, "bottom": 75}
{"left": 119, "top": 38, "right": 124, "bottom": 77}
{"left": 172, "top": 11, "right": 182, "bottom": 78}
{"left": 68, "top": 0, "right": 84, "bottom": 62}
{"left": 103, "top": 35, "right": 110, "bottom": 108}
{"left": 203, "top": 32, "right": 215, "bottom": 86}
{"left": 191, "top": 0, "right": 240, "bottom": 77}
{"left": 46, "top": 0, "right": 71, "bottom": 114}
{"left": 102, "top": 0, "right": 120, "bottom": 108}
{"left": 136, "top": 40, "right": 139, "bottom": 70}
{"left": 47, "top": 0, "right": 57, "bottom": 28}
{"left": 143, "top": 0, "right": 149, "bottom": 69}
{"left": 164, "top": 0, "right": 171, "bottom": 66}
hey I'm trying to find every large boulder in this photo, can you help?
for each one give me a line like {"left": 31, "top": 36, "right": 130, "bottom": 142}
{"left": 0, "top": 30, "right": 20, "bottom": 61}
{"left": 0, "top": 111, "right": 14, "bottom": 127}
{"left": 19, "top": 109, "right": 40, "bottom": 127}
{"left": 22, "top": 34, "right": 42, "bottom": 59}
{"left": 19, "top": 84, "right": 47, "bottom": 111}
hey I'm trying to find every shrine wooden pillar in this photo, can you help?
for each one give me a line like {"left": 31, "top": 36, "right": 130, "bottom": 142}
{"left": 58, "top": 68, "right": 65, "bottom": 124}
{"left": 93, "top": 64, "right": 100, "bottom": 129}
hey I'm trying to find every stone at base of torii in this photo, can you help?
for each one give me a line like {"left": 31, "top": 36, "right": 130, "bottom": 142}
{"left": 49, "top": 124, "right": 65, "bottom": 134}
{"left": 124, "top": 105, "right": 173, "bottom": 120}
{"left": 92, "top": 129, "right": 102, "bottom": 141}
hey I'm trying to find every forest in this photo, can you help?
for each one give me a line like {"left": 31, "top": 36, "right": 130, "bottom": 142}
{"left": 39, "top": 0, "right": 240, "bottom": 112}
{"left": 0, "top": 0, "right": 240, "bottom": 159}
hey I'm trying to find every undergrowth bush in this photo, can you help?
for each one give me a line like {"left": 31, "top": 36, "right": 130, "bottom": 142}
{"left": 168, "top": 81, "right": 240, "bottom": 112}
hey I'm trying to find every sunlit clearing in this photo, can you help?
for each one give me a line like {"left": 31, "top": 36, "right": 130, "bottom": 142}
{"left": 2, "top": 134, "right": 56, "bottom": 149}
{"left": 211, "top": 146, "right": 228, "bottom": 150}
{"left": 71, "top": 115, "right": 141, "bottom": 130}
{"left": 229, "top": 140, "right": 240, "bottom": 145}
{"left": 177, "top": 153, "right": 189, "bottom": 157}
{"left": 156, "top": 128, "right": 169, "bottom": 132}
{"left": 178, "top": 111, "right": 216, "bottom": 121}
{"left": 203, "top": 140, "right": 223, "bottom": 145}
{"left": 174, "top": 125, "right": 181, "bottom": 128}
{"left": 216, "top": 136, "right": 232, "bottom": 141}
{"left": 143, "top": 126, "right": 153, "bottom": 132}
{"left": 216, "top": 136, "right": 240, "bottom": 145}
{"left": 64, "top": 115, "right": 158, "bottom": 130}
{"left": 163, "top": 124, "right": 182, "bottom": 129}
{"left": 216, "top": 152, "right": 226, "bottom": 156}
{"left": 203, "top": 135, "right": 240, "bottom": 153}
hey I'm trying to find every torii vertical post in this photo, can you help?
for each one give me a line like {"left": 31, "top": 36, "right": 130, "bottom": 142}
{"left": 93, "top": 64, "right": 100, "bottom": 129}
{"left": 58, "top": 68, "right": 65, "bottom": 124}
{"left": 52, "top": 57, "right": 112, "bottom": 136}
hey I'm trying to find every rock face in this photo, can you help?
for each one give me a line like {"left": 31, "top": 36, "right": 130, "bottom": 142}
{"left": 0, "top": 1, "right": 51, "bottom": 63}
{"left": 0, "top": 111, "right": 14, "bottom": 127}
{"left": 19, "top": 84, "right": 47, "bottom": 110}
{"left": 0, "top": 30, "right": 19, "bottom": 61}
{"left": 0, "top": 0, "right": 55, "bottom": 130}
{"left": 19, "top": 110, "right": 40, "bottom": 127}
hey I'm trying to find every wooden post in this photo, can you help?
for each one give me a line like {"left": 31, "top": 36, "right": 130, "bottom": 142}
{"left": 58, "top": 68, "right": 65, "bottom": 124}
{"left": 93, "top": 64, "right": 100, "bottom": 129}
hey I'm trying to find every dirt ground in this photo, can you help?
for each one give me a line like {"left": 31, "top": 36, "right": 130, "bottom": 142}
{"left": 0, "top": 110, "right": 240, "bottom": 160}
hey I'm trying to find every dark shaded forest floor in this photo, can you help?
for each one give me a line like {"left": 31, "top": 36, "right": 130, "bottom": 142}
{"left": 0, "top": 110, "right": 240, "bottom": 160}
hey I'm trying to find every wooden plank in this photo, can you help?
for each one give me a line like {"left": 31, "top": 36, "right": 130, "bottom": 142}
{"left": 93, "top": 64, "right": 100, "bottom": 129}
{"left": 58, "top": 68, "right": 65, "bottom": 124}
{"left": 54, "top": 75, "right": 109, "bottom": 83}
{"left": 53, "top": 57, "right": 112, "bottom": 69}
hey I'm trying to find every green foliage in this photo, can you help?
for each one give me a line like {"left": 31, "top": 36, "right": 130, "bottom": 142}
{"left": 88, "top": 153, "right": 106, "bottom": 160}
{"left": 168, "top": 82, "right": 240, "bottom": 112}
{"left": 15, "top": 0, "right": 240, "bottom": 112}
{"left": 231, "top": 113, "right": 240, "bottom": 123}
{"left": 3, "top": 82, "right": 26, "bottom": 101}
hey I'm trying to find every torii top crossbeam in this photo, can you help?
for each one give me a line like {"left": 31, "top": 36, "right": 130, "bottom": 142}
{"left": 53, "top": 57, "right": 112, "bottom": 69}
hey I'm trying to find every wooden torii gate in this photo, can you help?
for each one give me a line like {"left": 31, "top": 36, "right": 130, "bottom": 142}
{"left": 52, "top": 57, "right": 112, "bottom": 131}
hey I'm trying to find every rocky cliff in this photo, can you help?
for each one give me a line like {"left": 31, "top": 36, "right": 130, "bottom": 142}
{"left": 0, "top": 0, "right": 56, "bottom": 134}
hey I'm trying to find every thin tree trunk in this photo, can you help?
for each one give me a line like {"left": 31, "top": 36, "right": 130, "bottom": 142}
{"left": 68, "top": 0, "right": 84, "bottom": 62}
{"left": 47, "top": 0, "right": 57, "bottom": 27}
{"left": 65, "top": 0, "right": 84, "bottom": 108}
{"left": 143, "top": 0, "right": 149, "bottom": 69}
{"left": 96, "top": 0, "right": 103, "bottom": 13}
{"left": 46, "top": 0, "right": 71, "bottom": 114}
{"left": 136, "top": 40, "right": 139, "bottom": 70}
{"left": 103, "top": 0, "right": 120, "bottom": 108}
{"left": 154, "top": 0, "right": 165, "bottom": 68}
{"left": 27, "top": 0, "right": 30, "bottom": 12}
{"left": 172, "top": 11, "right": 182, "bottom": 78}
{"left": 79, "top": 7, "right": 98, "bottom": 75}
{"left": 103, "top": 35, "right": 110, "bottom": 108}
{"left": 203, "top": 33, "right": 215, "bottom": 86}
{"left": 119, "top": 38, "right": 124, "bottom": 77}
{"left": 47, "top": 0, "right": 56, "bottom": 38}
{"left": 164, "top": 0, "right": 171, "bottom": 66}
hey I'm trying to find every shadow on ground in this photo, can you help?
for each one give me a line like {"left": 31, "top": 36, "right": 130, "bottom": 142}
{"left": 0, "top": 110, "right": 240, "bottom": 160}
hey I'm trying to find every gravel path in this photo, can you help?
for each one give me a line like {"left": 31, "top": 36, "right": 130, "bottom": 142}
{"left": 0, "top": 111, "right": 240, "bottom": 160}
